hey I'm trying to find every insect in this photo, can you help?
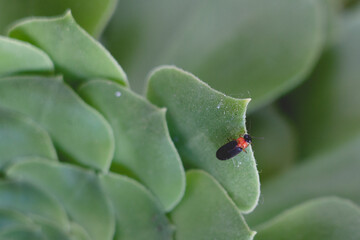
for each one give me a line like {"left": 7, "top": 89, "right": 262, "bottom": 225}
{"left": 216, "top": 134, "right": 252, "bottom": 160}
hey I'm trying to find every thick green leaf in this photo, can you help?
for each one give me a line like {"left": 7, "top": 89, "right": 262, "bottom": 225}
{"left": 0, "top": 225, "right": 47, "bottom": 240}
{"left": 100, "top": 173, "right": 173, "bottom": 240}
{"left": 105, "top": 0, "right": 325, "bottom": 110}
{"left": 0, "top": 209, "right": 34, "bottom": 229}
{"left": 79, "top": 80, "right": 185, "bottom": 211}
{"left": 284, "top": 6, "right": 360, "bottom": 158}
{"left": 7, "top": 159, "right": 115, "bottom": 240}
{"left": 1, "top": 210, "right": 85, "bottom": 240}
{"left": 0, "top": 36, "right": 53, "bottom": 77}
{"left": 8, "top": 11, "right": 127, "bottom": 87}
{"left": 0, "top": 0, "right": 117, "bottom": 37}
{"left": 256, "top": 197, "right": 360, "bottom": 240}
{"left": 246, "top": 135, "right": 360, "bottom": 226}
{"left": 0, "top": 180, "right": 69, "bottom": 230}
{"left": 248, "top": 106, "right": 296, "bottom": 181}
{"left": 32, "top": 219, "right": 72, "bottom": 240}
{"left": 171, "top": 170, "right": 255, "bottom": 240}
{"left": 69, "top": 223, "right": 91, "bottom": 240}
{"left": 0, "top": 210, "right": 74, "bottom": 239}
{"left": 0, "top": 215, "right": 74, "bottom": 240}
{"left": 0, "top": 107, "right": 57, "bottom": 169}
{"left": 147, "top": 66, "right": 259, "bottom": 212}
{"left": 0, "top": 75, "right": 114, "bottom": 171}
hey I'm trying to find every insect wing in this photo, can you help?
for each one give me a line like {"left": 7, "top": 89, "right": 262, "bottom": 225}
{"left": 216, "top": 140, "right": 242, "bottom": 160}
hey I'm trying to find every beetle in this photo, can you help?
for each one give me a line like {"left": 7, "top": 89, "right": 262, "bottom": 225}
{"left": 216, "top": 134, "right": 252, "bottom": 160}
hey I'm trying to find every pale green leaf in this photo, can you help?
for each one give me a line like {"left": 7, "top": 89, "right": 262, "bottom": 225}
{"left": 0, "top": 225, "right": 47, "bottom": 240}
{"left": 32, "top": 218, "right": 73, "bottom": 240}
{"left": 171, "top": 170, "right": 255, "bottom": 240}
{"left": 7, "top": 159, "right": 115, "bottom": 240}
{"left": 0, "top": 107, "right": 57, "bottom": 169}
{"left": 0, "top": 180, "right": 69, "bottom": 230}
{"left": 147, "top": 66, "right": 259, "bottom": 212}
{"left": 79, "top": 79, "right": 185, "bottom": 211}
{"left": 256, "top": 197, "right": 360, "bottom": 240}
{"left": 0, "top": 0, "right": 117, "bottom": 37}
{"left": 69, "top": 223, "right": 91, "bottom": 240}
{"left": 0, "top": 36, "right": 53, "bottom": 77}
{"left": 0, "top": 209, "right": 34, "bottom": 229}
{"left": 0, "top": 209, "right": 74, "bottom": 240}
{"left": 0, "top": 75, "right": 114, "bottom": 171}
{"left": 100, "top": 173, "right": 173, "bottom": 240}
{"left": 8, "top": 11, "right": 127, "bottom": 87}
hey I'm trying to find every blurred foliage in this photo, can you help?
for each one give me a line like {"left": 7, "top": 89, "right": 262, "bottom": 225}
{"left": 255, "top": 197, "right": 360, "bottom": 240}
{"left": 281, "top": 5, "right": 360, "bottom": 158}
{"left": 248, "top": 105, "right": 297, "bottom": 181}
{"left": 0, "top": 0, "right": 117, "bottom": 37}
{"left": 0, "top": 0, "right": 359, "bottom": 239}
{"left": 104, "top": 0, "right": 327, "bottom": 112}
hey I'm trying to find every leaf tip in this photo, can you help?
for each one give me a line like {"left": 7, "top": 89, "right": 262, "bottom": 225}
{"left": 64, "top": 9, "right": 73, "bottom": 18}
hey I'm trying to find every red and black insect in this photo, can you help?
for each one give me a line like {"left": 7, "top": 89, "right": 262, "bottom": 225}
{"left": 216, "top": 134, "right": 252, "bottom": 160}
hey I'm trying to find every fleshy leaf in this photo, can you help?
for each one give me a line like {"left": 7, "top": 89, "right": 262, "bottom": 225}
{"left": 0, "top": 0, "right": 117, "bottom": 37}
{"left": 0, "top": 107, "right": 57, "bottom": 169}
{"left": 147, "top": 66, "right": 259, "bottom": 212}
{"left": 105, "top": 0, "right": 326, "bottom": 111}
{"left": 246, "top": 135, "right": 360, "bottom": 226}
{"left": 0, "top": 225, "right": 47, "bottom": 240}
{"left": 79, "top": 79, "right": 185, "bottom": 211}
{"left": 31, "top": 219, "right": 73, "bottom": 240}
{"left": 8, "top": 11, "right": 127, "bottom": 87}
{"left": 0, "top": 75, "right": 114, "bottom": 171}
{"left": 283, "top": 6, "right": 360, "bottom": 158}
{"left": 0, "top": 180, "right": 69, "bottom": 230}
{"left": 170, "top": 170, "right": 255, "bottom": 240}
{"left": 0, "top": 209, "right": 34, "bottom": 229}
{"left": 256, "top": 197, "right": 360, "bottom": 240}
{"left": 0, "top": 217, "right": 74, "bottom": 240}
{"left": 69, "top": 223, "right": 91, "bottom": 240}
{"left": 7, "top": 159, "right": 115, "bottom": 240}
{"left": 100, "top": 173, "right": 173, "bottom": 240}
{"left": 0, "top": 36, "right": 53, "bottom": 77}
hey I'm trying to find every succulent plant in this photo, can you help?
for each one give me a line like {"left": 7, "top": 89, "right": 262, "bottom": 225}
{"left": 0, "top": 0, "right": 360, "bottom": 240}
